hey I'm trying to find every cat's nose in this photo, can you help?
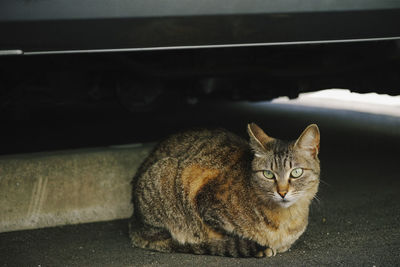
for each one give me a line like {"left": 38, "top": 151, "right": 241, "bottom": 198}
{"left": 278, "top": 191, "right": 287, "bottom": 198}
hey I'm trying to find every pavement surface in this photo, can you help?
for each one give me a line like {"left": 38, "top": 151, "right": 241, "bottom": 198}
{"left": 1, "top": 99, "right": 400, "bottom": 266}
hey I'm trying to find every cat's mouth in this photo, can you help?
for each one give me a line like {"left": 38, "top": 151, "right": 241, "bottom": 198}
{"left": 277, "top": 198, "right": 294, "bottom": 208}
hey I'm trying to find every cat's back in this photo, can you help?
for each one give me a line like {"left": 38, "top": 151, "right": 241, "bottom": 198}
{"left": 146, "top": 128, "right": 250, "bottom": 168}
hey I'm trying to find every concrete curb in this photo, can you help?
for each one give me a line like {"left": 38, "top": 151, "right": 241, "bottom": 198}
{"left": 0, "top": 143, "right": 154, "bottom": 233}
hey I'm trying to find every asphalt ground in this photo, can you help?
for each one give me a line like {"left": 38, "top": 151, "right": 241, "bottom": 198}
{"left": 1, "top": 100, "right": 400, "bottom": 266}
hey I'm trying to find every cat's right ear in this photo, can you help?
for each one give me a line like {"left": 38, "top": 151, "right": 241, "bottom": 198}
{"left": 247, "top": 123, "right": 274, "bottom": 154}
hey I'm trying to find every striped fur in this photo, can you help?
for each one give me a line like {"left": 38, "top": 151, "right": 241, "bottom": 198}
{"left": 129, "top": 124, "right": 320, "bottom": 257}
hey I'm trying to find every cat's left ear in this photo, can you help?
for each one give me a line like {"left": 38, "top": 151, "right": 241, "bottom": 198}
{"left": 294, "top": 124, "right": 320, "bottom": 158}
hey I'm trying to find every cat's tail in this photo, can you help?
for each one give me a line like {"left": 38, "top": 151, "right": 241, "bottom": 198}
{"left": 171, "top": 235, "right": 267, "bottom": 258}
{"left": 129, "top": 219, "right": 267, "bottom": 258}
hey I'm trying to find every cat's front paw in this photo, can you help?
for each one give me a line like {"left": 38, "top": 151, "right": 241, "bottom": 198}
{"left": 255, "top": 247, "right": 276, "bottom": 258}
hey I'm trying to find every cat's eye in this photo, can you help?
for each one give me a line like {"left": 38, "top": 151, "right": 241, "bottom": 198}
{"left": 291, "top": 168, "right": 303, "bottom": 178}
{"left": 262, "top": 170, "right": 275, "bottom": 180}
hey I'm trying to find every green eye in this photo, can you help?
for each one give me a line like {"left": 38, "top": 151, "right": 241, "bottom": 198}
{"left": 291, "top": 168, "right": 303, "bottom": 178}
{"left": 262, "top": 170, "right": 275, "bottom": 179}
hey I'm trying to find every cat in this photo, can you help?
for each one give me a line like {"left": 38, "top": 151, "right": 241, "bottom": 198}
{"left": 129, "top": 123, "right": 320, "bottom": 258}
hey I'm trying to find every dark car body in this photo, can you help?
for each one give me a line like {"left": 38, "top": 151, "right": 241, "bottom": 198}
{"left": 1, "top": 0, "right": 400, "bottom": 54}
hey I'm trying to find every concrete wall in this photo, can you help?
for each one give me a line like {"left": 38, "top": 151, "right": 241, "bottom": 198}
{"left": 0, "top": 143, "right": 154, "bottom": 233}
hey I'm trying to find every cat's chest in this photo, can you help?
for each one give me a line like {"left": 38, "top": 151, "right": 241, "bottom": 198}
{"left": 253, "top": 206, "right": 308, "bottom": 250}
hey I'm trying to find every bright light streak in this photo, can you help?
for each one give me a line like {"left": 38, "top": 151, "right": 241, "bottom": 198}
{"left": 272, "top": 89, "right": 400, "bottom": 117}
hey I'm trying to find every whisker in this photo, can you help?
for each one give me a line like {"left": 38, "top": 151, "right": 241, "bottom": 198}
{"left": 319, "top": 178, "right": 331, "bottom": 187}
{"left": 312, "top": 194, "right": 323, "bottom": 207}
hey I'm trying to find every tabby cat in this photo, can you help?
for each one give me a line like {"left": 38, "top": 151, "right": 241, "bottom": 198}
{"left": 129, "top": 123, "right": 320, "bottom": 257}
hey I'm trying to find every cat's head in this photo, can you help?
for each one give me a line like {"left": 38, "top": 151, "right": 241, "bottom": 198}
{"left": 247, "top": 123, "right": 320, "bottom": 208}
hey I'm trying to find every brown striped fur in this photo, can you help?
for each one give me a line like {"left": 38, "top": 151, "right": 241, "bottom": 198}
{"left": 129, "top": 123, "right": 320, "bottom": 257}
